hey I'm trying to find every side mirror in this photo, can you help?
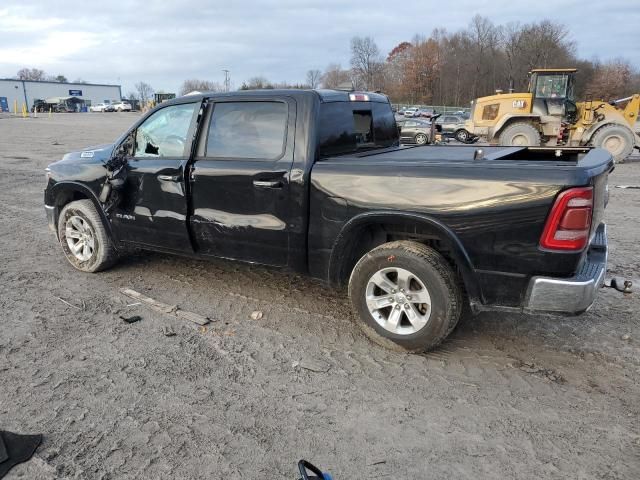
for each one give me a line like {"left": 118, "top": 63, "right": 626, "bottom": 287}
{"left": 115, "top": 132, "right": 135, "bottom": 158}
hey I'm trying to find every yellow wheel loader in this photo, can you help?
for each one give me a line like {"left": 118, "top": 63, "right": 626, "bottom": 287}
{"left": 464, "top": 68, "right": 640, "bottom": 162}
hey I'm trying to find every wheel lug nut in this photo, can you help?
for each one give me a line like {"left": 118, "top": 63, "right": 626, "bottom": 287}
{"left": 404, "top": 304, "right": 410, "bottom": 309}
{"left": 395, "top": 305, "right": 400, "bottom": 310}
{"left": 388, "top": 297, "right": 394, "bottom": 302}
{"left": 406, "top": 295, "right": 412, "bottom": 300}
{"left": 391, "top": 289, "right": 396, "bottom": 294}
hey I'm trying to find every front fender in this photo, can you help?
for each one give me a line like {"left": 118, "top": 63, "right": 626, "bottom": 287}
{"left": 328, "top": 211, "right": 482, "bottom": 304}
{"left": 46, "top": 181, "right": 114, "bottom": 241}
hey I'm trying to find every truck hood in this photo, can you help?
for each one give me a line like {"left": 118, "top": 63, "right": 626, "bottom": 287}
{"left": 57, "top": 143, "right": 114, "bottom": 165}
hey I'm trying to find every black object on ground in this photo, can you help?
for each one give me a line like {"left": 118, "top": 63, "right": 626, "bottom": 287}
{"left": 0, "top": 430, "right": 42, "bottom": 478}
{"left": 120, "top": 315, "right": 142, "bottom": 324}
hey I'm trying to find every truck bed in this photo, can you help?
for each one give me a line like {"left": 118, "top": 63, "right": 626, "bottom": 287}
{"left": 324, "top": 145, "right": 608, "bottom": 168}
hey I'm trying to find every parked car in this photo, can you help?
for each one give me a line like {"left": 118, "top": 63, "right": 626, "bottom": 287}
{"left": 403, "top": 107, "right": 419, "bottom": 117}
{"left": 418, "top": 108, "right": 435, "bottom": 118}
{"left": 398, "top": 119, "right": 437, "bottom": 145}
{"left": 436, "top": 115, "right": 474, "bottom": 142}
{"left": 104, "top": 104, "right": 116, "bottom": 112}
{"left": 112, "top": 101, "right": 132, "bottom": 112}
{"left": 89, "top": 103, "right": 109, "bottom": 112}
{"left": 44, "top": 89, "right": 613, "bottom": 352}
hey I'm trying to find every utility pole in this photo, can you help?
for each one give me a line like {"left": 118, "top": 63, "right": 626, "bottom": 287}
{"left": 222, "top": 69, "right": 230, "bottom": 92}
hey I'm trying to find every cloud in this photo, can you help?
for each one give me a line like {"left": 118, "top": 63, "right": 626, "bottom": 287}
{"left": 0, "top": 0, "right": 637, "bottom": 94}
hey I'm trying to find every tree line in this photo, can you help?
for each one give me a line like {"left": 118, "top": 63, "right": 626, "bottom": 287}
{"left": 224, "top": 16, "right": 639, "bottom": 107}
{"left": 333, "top": 15, "right": 640, "bottom": 106}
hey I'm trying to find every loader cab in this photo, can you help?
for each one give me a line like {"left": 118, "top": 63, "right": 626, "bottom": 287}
{"left": 528, "top": 68, "right": 577, "bottom": 119}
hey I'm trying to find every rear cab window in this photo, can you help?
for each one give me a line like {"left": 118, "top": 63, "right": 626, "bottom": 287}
{"left": 205, "top": 101, "right": 288, "bottom": 160}
{"left": 318, "top": 100, "right": 398, "bottom": 157}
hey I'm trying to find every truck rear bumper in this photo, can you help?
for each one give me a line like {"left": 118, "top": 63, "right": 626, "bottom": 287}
{"left": 524, "top": 224, "right": 607, "bottom": 314}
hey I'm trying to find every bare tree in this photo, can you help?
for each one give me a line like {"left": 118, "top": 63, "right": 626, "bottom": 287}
{"left": 321, "top": 63, "right": 351, "bottom": 89}
{"left": 179, "top": 79, "right": 222, "bottom": 96}
{"left": 16, "top": 68, "right": 46, "bottom": 81}
{"left": 240, "top": 76, "right": 272, "bottom": 90}
{"left": 350, "top": 36, "right": 383, "bottom": 90}
{"left": 306, "top": 69, "right": 322, "bottom": 89}
{"left": 135, "top": 81, "right": 154, "bottom": 106}
{"left": 587, "top": 59, "right": 633, "bottom": 99}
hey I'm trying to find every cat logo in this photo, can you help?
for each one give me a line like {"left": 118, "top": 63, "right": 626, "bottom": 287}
{"left": 512, "top": 100, "right": 527, "bottom": 109}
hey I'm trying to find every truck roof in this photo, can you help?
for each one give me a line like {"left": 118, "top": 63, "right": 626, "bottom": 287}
{"left": 165, "top": 89, "right": 391, "bottom": 105}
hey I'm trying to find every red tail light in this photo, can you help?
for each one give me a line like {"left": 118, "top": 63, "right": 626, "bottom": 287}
{"left": 540, "top": 187, "right": 593, "bottom": 251}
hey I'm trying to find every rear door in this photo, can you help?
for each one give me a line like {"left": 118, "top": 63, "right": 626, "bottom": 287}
{"left": 111, "top": 101, "right": 200, "bottom": 252}
{"left": 188, "top": 96, "right": 296, "bottom": 266}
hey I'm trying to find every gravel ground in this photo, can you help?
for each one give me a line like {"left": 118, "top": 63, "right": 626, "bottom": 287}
{"left": 1, "top": 113, "right": 639, "bottom": 479}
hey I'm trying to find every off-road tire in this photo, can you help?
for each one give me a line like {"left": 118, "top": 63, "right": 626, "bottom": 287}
{"left": 57, "top": 200, "right": 118, "bottom": 273}
{"left": 499, "top": 122, "right": 541, "bottom": 147}
{"left": 590, "top": 124, "right": 635, "bottom": 163}
{"left": 415, "top": 133, "right": 429, "bottom": 145}
{"left": 348, "top": 241, "right": 463, "bottom": 352}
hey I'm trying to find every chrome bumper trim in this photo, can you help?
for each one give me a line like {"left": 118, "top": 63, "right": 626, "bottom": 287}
{"left": 45, "top": 204, "right": 56, "bottom": 233}
{"left": 524, "top": 224, "right": 607, "bottom": 314}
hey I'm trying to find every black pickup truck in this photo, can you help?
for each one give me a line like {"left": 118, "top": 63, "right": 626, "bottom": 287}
{"left": 44, "top": 89, "right": 613, "bottom": 351}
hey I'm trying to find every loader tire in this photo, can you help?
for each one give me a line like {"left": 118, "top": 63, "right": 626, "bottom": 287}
{"left": 590, "top": 124, "right": 634, "bottom": 163}
{"left": 499, "top": 122, "right": 541, "bottom": 147}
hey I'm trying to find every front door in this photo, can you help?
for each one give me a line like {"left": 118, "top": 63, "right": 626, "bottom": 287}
{"left": 189, "top": 97, "right": 296, "bottom": 266}
{"left": 112, "top": 101, "right": 201, "bottom": 252}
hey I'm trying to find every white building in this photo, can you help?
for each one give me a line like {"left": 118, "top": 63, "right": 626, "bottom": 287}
{"left": 0, "top": 79, "right": 122, "bottom": 112}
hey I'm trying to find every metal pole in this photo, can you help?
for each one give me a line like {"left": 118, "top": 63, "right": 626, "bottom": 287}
{"left": 222, "top": 70, "right": 230, "bottom": 92}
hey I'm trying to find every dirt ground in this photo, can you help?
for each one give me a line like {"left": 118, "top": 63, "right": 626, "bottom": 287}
{"left": 0, "top": 113, "right": 639, "bottom": 479}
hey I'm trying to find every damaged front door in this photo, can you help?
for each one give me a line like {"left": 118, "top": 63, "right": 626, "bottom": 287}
{"left": 111, "top": 101, "right": 200, "bottom": 251}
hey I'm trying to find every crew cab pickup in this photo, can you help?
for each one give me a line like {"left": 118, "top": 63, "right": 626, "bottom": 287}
{"left": 44, "top": 89, "right": 613, "bottom": 351}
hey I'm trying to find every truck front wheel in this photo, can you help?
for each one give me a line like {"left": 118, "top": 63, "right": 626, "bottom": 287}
{"left": 498, "top": 122, "right": 541, "bottom": 147}
{"left": 348, "top": 241, "right": 462, "bottom": 352}
{"left": 57, "top": 200, "right": 118, "bottom": 273}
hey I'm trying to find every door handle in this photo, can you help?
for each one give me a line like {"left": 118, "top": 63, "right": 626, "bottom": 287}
{"left": 253, "top": 179, "right": 282, "bottom": 189}
{"left": 158, "top": 174, "right": 181, "bottom": 182}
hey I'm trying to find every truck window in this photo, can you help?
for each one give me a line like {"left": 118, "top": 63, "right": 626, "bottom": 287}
{"left": 206, "top": 102, "right": 287, "bottom": 160}
{"left": 134, "top": 103, "right": 198, "bottom": 158}
{"left": 318, "top": 101, "right": 398, "bottom": 157}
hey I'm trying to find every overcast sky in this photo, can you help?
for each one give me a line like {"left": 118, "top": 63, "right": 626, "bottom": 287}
{"left": 0, "top": 1, "right": 638, "bottom": 95}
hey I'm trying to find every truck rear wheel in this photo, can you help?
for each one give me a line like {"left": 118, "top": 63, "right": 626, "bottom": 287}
{"left": 590, "top": 124, "right": 634, "bottom": 163}
{"left": 499, "top": 122, "right": 541, "bottom": 147}
{"left": 348, "top": 241, "right": 462, "bottom": 352}
{"left": 57, "top": 200, "right": 118, "bottom": 273}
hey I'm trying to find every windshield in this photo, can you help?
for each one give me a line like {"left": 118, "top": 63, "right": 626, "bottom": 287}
{"left": 534, "top": 74, "right": 569, "bottom": 99}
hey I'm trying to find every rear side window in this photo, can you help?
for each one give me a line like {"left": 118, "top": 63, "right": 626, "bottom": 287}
{"left": 318, "top": 101, "right": 398, "bottom": 157}
{"left": 206, "top": 101, "right": 287, "bottom": 159}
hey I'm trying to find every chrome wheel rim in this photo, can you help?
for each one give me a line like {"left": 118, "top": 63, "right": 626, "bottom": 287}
{"left": 65, "top": 215, "right": 95, "bottom": 262}
{"left": 365, "top": 267, "right": 432, "bottom": 335}
{"left": 416, "top": 134, "right": 427, "bottom": 145}
{"left": 457, "top": 130, "right": 468, "bottom": 141}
